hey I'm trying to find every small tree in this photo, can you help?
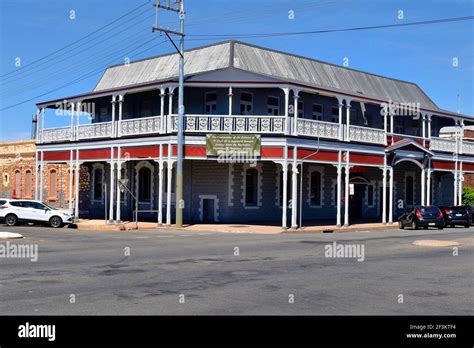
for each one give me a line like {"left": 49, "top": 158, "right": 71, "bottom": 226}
{"left": 462, "top": 186, "right": 474, "bottom": 206}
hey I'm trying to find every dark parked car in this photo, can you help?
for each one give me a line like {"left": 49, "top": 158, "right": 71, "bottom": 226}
{"left": 398, "top": 206, "right": 444, "bottom": 230}
{"left": 439, "top": 206, "right": 471, "bottom": 228}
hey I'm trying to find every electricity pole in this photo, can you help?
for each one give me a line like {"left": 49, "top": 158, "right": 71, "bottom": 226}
{"left": 153, "top": 0, "right": 185, "bottom": 227}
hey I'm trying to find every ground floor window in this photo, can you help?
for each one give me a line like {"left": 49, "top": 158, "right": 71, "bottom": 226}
{"left": 310, "top": 170, "right": 322, "bottom": 206}
{"left": 25, "top": 170, "right": 32, "bottom": 197}
{"left": 48, "top": 169, "right": 57, "bottom": 200}
{"left": 245, "top": 168, "right": 258, "bottom": 207}
{"left": 406, "top": 175, "right": 414, "bottom": 206}
{"left": 138, "top": 166, "right": 151, "bottom": 202}
{"left": 92, "top": 165, "right": 104, "bottom": 202}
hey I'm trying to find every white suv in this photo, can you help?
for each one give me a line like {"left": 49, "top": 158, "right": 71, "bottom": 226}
{"left": 1, "top": 199, "right": 74, "bottom": 228}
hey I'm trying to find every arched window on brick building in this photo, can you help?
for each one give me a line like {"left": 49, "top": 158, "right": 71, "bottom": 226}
{"left": 14, "top": 170, "right": 21, "bottom": 198}
{"left": 48, "top": 169, "right": 58, "bottom": 201}
{"left": 25, "top": 170, "right": 32, "bottom": 198}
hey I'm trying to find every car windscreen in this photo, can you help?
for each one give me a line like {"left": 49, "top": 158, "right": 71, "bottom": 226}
{"left": 419, "top": 207, "right": 440, "bottom": 214}
{"left": 451, "top": 207, "right": 468, "bottom": 213}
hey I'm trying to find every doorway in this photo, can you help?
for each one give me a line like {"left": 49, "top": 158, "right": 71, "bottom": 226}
{"left": 200, "top": 195, "right": 218, "bottom": 223}
{"left": 349, "top": 184, "right": 366, "bottom": 222}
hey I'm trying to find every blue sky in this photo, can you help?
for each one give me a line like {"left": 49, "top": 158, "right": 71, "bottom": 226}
{"left": 0, "top": 0, "right": 472, "bottom": 141}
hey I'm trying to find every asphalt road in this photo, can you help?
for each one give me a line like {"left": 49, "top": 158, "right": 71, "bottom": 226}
{"left": 0, "top": 225, "right": 473, "bottom": 315}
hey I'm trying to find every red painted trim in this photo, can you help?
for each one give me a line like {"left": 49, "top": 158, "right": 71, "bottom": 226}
{"left": 261, "top": 147, "right": 283, "bottom": 158}
{"left": 121, "top": 146, "right": 159, "bottom": 158}
{"left": 297, "top": 149, "right": 338, "bottom": 162}
{"left": 432, "top": 161, "right": 455, "bottom": 170}
{"left": 350, "top": 153, "right": 384, "bottom": 165}
{"left": 79, "top": 149, "right": 111, "bottom": 160}
{"left": 462, "top": 163, "right": 474, "bottom": 171}
{"left": 184, "top": 145, "right": 206, "bottom": 157}
{"left": 43, "top": 151, "right": 71, "bottom": 161}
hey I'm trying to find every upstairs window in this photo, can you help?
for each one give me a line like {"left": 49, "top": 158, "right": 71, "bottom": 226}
{"left": 331, "top": 107, "right": 339, "bottom": 123}
{"left": 140, "top": 100, "right": 152, "bottom": 117}
{"left": 298, "top": 101, "right": 304, "bottom": 118}
{"left": 312, "top": 104, "right": 323, "bottom": 121}
{"left": 204, "top": 92, "right": 217, "bottom": 115}
{"left": 240, "top": 92, "right": 253, "bottom": 115}
{"left": 267, "top": 96, "right": 280, "bottom": 116}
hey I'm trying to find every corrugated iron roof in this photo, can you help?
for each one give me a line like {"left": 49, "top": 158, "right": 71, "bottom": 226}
{"left": 65, "top": 39, "right": 465, "bottom": 116}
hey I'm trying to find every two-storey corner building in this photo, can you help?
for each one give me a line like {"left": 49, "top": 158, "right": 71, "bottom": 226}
{"left": 32, "top": 40, "right": 474, "bottom": 228}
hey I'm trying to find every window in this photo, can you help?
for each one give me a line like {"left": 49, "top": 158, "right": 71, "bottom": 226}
{"left": 138, "top": 167, "right": 151, "bottom": 202}
{"left": 267, "top": 96, "right": 280, "bottom": 116}
{"left": 279, "top": 171, "right": 292, "bottom": 207}
{"left": 350, "top": 108, "right": 358, "bottom": 124}
{"left": 204, "top": 92, "right": 217, "bottom": 115}
{"left": 240, "top": 92, "right": 253, "bottom": 115}
{"left": 298, "top": 101, "right": 304, "bottom": 118}
{"left": 367, "top": 185, "right": 374, "bottom": 206}
{"left": 93, "top": 167, "right": 103, "bottom": 201}
{"left": 14, "top": 170, "right": 21, "bottom": 197}
{"left": 25, "top": 170, "right": 32, "bottom": 197}
{"left": 310, "top": 171, "right": 322, "bottom": 206}
{"left": 140, "top": 100, "right": 152, "bottom": 117}
{"left": 312, "top": 104, "right": 323, "bottom": 121}
{"left": 245, "top": 168, "right": 258, "bottom": 206}
{"left": 48, "top": 169, "right": 57, "bottom": 200}
{"left": 406, "top": 176, "right": 414, "bottom": 206}
{"left": 30, "top": 201, "right": 46, "bottom": 210}
{"left": 331, "top": 107, "right": 339, "bottom": 123}
{"left": 99, "top": 107, "right": 108, "bottom": 122}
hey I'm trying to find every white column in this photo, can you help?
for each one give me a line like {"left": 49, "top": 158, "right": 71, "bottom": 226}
{"left": 168, "top": 87, "right": 175, "bottom": 132}
{"left": 293, "top": 91, "right": 299, "bottom": 135}
{"left": 421, "top": 168, "right": 426, "bottom": 206}
{"left": 427, "top": 114, "right": 432, "bottom": 141}
{"left": 382, "top": 165, "right": 387, "bottom": 224}
{"left": 116, "top": 94, "right": 123, "bottom": 137}
{"left": 291, "top": 147, "right": 298, "bottom": 229}
{"left": 336, "top": 151, "right": 342, "bottom": 226}
{"left": 68, "top": 150, "right": 74, "bottom": 212}
{"left": 34, "top": 151, "right": 39, "bottom": 200}
{"left": 74, "top": 150, "right": 80, "bottom": 218}
{"left": 40, "top": 107, "right": 45, "bottom": 142}
{"left": 345, "top": 100, "right": 351, "bottom": 141}
{"left": 116, "top": 147, "right": 121, "bottom": 222}
{"left": 160, "top": 89, "right": 166, "bottom": 133}
{"left": 344, "top": 152, "right": 350, "bottom": 226}
{"left": 158, "top": 160, "right": 164, "bottom": 225}
{"left": 111, "top": 95, "right": 116, "bottom": 138}
{"left": 454, "top": 162, "right": 458, "bottom": 206}
{"left": 458, "top": 162, "right": 463, "bottom": 205}
{"left": 426, "top": 169, "right": 431, "bottom": 206}
{"left": 337, "top": 98, "right": 344, "bottom": 140}
{"left": 389, "top": 167, "right": 394, "bottom": 224}
{"left": 35, "top": 108, "right": 40, "bottom": 142}
{"left": 459, "top": 120, "right": 464, "bottom": 155}
{"left": 283, "top": 88, "right": 290, "bottom": 135}
{"left": 166, "top": 161, "right": 172, "bottom": 226}
{"left": 383, "top": 107, "right": 388, "bottom": 145}
{"left": 166, "top": 143, "right": 172, "bottom": 225}
{"left": 390, "top": 112, "right": 394, "bottom": 135}
{"left": 228, "top": 86, "right": 233, "bottom": 116}
{"left": 70, "top": 102, "right": 75, "bottom": 141}
{"left": 109, "top": 154, "right": 115, "bottom": 222}
{"left": 282, "top": 146, "right": 289, "bottom": 229}
{"left": 39, "top": 151, "right": 44, "bottom": 202}
{"left": 75, "top": 102, "right": 81, "bottom": 140}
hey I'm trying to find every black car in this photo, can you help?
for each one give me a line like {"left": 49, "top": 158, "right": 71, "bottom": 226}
{"left": 439, "top": 206, "right": 471, "bottom": 228}
{"left": 398, "top": 206, "right": 444, "bottom": 230}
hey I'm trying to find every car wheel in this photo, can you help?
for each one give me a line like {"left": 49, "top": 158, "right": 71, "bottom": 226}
{"left": 49, "top": 216, "right": 63, "bottom": 228}
{"left": 451, "top": 224, "right": 455, "bottom": 228}
{"left": 465, "top": 223, "right": 470, "bottom": 228}
{"left": 398, "top": 221, "right": 404, "bottom": 229}
{"left": 438, "top": 225, "right": 444, "bottom": 230}
{"left": 412, "top": 221, "right": 418, "bottom": 230}
{"left": 5, "top": 214, "right": 17, "bottom": 226}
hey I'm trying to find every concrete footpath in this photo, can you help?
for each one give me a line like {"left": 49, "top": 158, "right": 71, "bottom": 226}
{"left": 73, "top": 219, "right": 399, "bottom": 234}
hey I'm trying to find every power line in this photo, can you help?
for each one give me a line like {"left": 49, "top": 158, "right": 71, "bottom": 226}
{"left": 187, "top": 16, "right": 474, "bottom": 39}
{"left": 0, "top": 0, "right": 153, "bottom": 79}
{"left": 0, "top": 39, "right": 167, "bottom": 111}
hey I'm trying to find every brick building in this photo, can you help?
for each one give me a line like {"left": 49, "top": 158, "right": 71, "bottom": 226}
{"left": 0, "top": 140, "right": 72, "bottom": 209}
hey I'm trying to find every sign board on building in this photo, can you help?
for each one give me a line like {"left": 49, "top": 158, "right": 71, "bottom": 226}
{"left": 206, "top": 134, "right": 261, "bottom": 157}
